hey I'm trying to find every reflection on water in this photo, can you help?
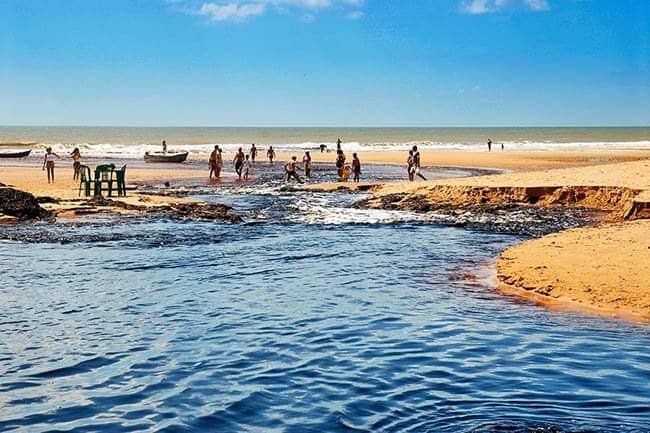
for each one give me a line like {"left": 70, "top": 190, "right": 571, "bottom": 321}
{"left": 1, "top": 216, "right": 649, "bottom": 432}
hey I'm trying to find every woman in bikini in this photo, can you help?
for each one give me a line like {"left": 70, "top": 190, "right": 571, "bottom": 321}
{"left": 42, "top": 147, "right": 60, "bottom": 184}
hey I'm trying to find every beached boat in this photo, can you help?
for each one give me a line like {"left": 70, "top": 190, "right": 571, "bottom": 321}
{"left": 0, "top": 149, "right": 31, "bottom": 158}
{"left": 144, "top": 151, "right": 189, "bottom": 163}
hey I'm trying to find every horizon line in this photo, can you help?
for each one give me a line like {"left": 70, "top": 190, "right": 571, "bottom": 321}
{"left": 2, "top": 124, "right": 649, "bottom": 129}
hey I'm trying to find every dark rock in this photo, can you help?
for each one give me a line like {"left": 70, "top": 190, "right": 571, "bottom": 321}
{"left": 84, "top": 196, "right": 242, "bottom": 223}
{"left": 37, "top": 196, "right": 59, "bottom": 204}
{"left": 154, "top": 203, "right": 243, "bottom": 223}
{"left": 0, "top": 187, "right": 53, "bottom": 220}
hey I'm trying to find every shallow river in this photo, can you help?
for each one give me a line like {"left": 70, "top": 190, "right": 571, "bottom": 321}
{"left": 1, "top": 189, "right": 649, "bottom": 433}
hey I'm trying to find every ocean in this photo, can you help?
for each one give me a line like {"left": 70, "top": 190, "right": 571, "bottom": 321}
{"left": 1, "top": 126, "right": 649, "bottom": 157}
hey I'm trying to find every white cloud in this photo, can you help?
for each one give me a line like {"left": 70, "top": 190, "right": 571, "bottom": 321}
{"left": 523, "top": 0, "right": 549, "bottom": 11}
{"left": 346, "top": 10, "right": 364, "bottom": 20}
{"left": 461, "top": 0, "right": 549, "bottom": 14}
{"left": 199, "top": 2, "right": 266, "bottom": 21}
{"left": 174, "top": 0, "right": 364, "bottom": 22}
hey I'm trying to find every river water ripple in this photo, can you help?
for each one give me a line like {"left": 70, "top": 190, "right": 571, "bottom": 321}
{"left": 1, "top": 192, "right": 649, "bottom": 433}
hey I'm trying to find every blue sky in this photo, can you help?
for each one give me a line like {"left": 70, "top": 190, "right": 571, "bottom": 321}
{"left": 1, "top": 0, "right": 648, "bottom": 126}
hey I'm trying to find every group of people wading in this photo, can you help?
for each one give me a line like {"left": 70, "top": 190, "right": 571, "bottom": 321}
{"left": 207, "top": 138, "right": 363, "bottom": 184}
{"left": 206, "top": 139, "right": 430, "bottom": 184}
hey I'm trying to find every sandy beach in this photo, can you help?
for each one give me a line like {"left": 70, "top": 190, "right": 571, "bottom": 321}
{"left": 2, "top": 148, "right": 650, "bottom": 322}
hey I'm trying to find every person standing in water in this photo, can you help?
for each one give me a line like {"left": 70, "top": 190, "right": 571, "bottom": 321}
{"left": 285, "top": 156, "right": 303, "bottom": 183}
{"left": 336, "top": 138, "right": 342, "bottom": 151}
{"left": 209, "top": 145, "right": 219, "bottom": 179}
{"left": 42, "top": 147, "right": 60, "bottom": 183}
{"left": 250, "top": 144, "right": 257, "bottom": 163}
{"left": 162, "top": 140, "right": 168, "bottom": 154}
{"left": 303, "top": 151, "right": 312, "bottom": 178}
{"left": 216, "top": 146, "right": 223, "bottom": 178}
{"left": 243, "top": 154, "right": 252, "bottom": 180}
{"left": 70, "top": 147, "right": 81, "bottom": 180}
{"left": 411, "top": 145, "right": 426, "bottom": 180}
{"left": 335, "top": 149, "right": 346, "bottom": 180}
{"left": 233, "top": 147, "right": 246, "bottom": 180}
{"left": 487, "top": 138, "right": 492, "bottom": 152}
{"left": 352, "top": 153, "right": 361, "bottom": 183}
{"left": 267, "top": 146, "right": 276, "bottom": 164}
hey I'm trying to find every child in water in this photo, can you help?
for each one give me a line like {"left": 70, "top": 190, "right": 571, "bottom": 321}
{"left": 243, "top": 154, "right": 252, "bottom": 180}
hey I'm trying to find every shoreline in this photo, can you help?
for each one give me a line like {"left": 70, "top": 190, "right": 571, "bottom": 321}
{"left": 2, "top": 149, "right": 650, "bottom": 322}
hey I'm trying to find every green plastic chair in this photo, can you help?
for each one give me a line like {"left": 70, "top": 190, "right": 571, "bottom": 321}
{"left": 78, "top": 165, "right": 94, "bottom": 197}
{"left": 94, "top": 164, "right": 116, "bottom": 196}
{"left": 113, "top": 165, "right": 127, "bottom": 196}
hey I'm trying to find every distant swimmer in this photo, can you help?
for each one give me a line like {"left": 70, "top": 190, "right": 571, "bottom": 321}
{"left": 285, "top": 156, "right": 303, "bottom": 183}
{"left": 303, "top": 151, "right": 312, "bottom": 178}
{"left": 162, "top": 140, "right": 168, "bottom": 154}
{"left": 267, "top": 146, "right": 276, "bottom": 164}
{"left": 487, "top": 138, "right": 492, "bottom": 152}
{"left": 250, "top": 144, "right": 257, "bottom": 162}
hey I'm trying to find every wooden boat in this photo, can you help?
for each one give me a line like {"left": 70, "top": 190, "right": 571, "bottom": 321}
{"left": 0, "top": 149, "right": 31, "bottom": 158}
{"left": 144, "top": 151, "right": 189, "bottom": 163}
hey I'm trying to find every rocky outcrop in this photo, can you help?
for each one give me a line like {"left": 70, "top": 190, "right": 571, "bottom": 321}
{"left": 0, "top": 187, "right": 52, "bottom": 220}
{"left": 85, "top": 197, "right": 242, "bottom": 222}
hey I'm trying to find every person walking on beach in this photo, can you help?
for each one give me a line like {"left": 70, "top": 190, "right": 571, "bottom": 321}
{"left": 352, "top": 153, "right": 361, "bottom": 183}
{"left": 209, "top": 145, "right": 220, "bottom": 179}
{"left": 412, "top": 145, "right": 426, "bottom": 180}
{"left": 407, "top": 150, "right": 415, "bottom": 181}
{"left": 303, "top": 151, "right": 312, "bottom": 178}
{"left": 162, "top": 140, "right": 168, "bottom": 154}
{"left": 487, "top": 138, "right": 492, "bottom": 152}
{"left": 250, "top": 144, "right": 258, "bottom": 162}
{"left": 233, "top": 147, "right": 246, "bottom": 180}
{"left": 267, "top": 146, "right": 276, "bottom": 164}
{"left": 70, "top": 148, "right": 81, "bottom": 181}
{"left": 336, "top": 138, "right": 342, "bottom": 151}
{"left": 42, "top": 147, "right": 60, "bottom": 184}
{"left": 336, "top": 149, "right": 346, "bottom": 180}
{"left": 243, "top": 154, "right": 252, "bottom": 180}
{"left": 285, "top": 156, "right": 303, "bottom": 183}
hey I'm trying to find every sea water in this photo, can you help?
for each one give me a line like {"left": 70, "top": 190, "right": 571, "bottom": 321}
{"left": 1, "top": 189, "right": 649, "bottom": 432}
{"left": 1, "top": 126, "right": 649, "bottom": 157}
